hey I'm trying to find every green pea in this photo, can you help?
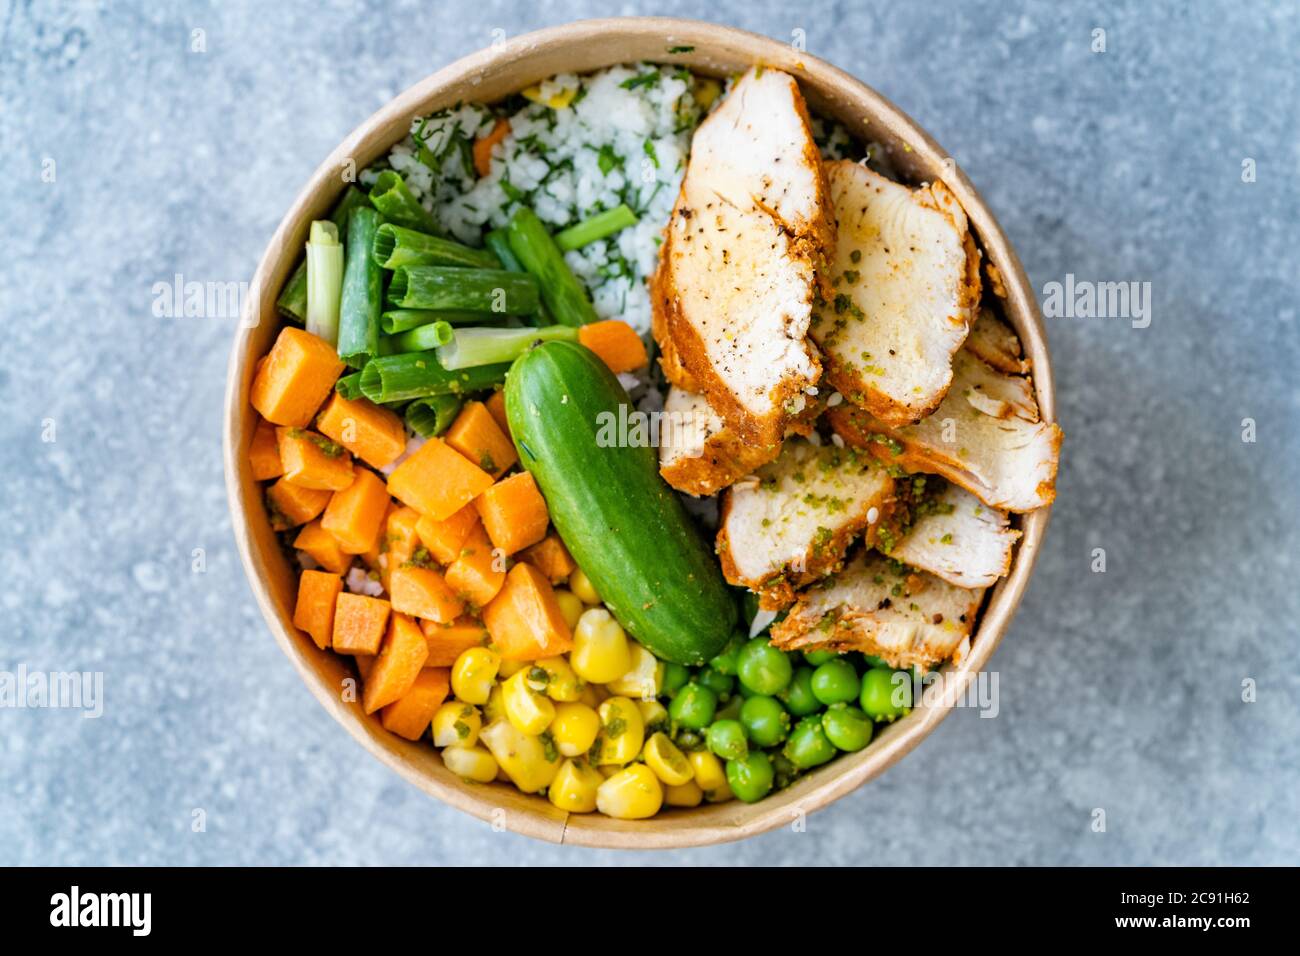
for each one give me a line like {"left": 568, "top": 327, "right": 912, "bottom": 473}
{"left": 736, "top": 638, "right": 793, "bottom": 695}
{"left": 660, "top": 661, "right": 690, "bottom": 697}
{"left": 714, "top": 693, "right": 744, "bottom": 723}
{"left": 739, "top": 694, "right": 790, "bottom": 747}
{"left": 697, "top": 666, "right": 735, "bottom": 700}
{"left": 860, "top": 667, "right": 912, "bottom": 722}
{"left": 802, "top": 649, "right": 837, "bottom": 666}
{"left": 725, "top": 751, "right": 774, "bottom": 803}
{"left": 783, "top": 716, "right": 837, "bottom": 769}
{"left": 771, "top": 751, "right": 799, "bottom": 790}
{"left": 821, "top": 704, "right": 874, "bottom": 751}
{"left": 707, "top": 719, "right": 749, "bottom": 761}
{"left": 708, "top": 635, "right": 745, "bottom": 676}
{"left": 811, "top": 658, "right": 860, "bottom": 705}
{"left": 861, "top": 654, "right": 889, "bottom": 670}
{"left": 668, "top": 682, "right": 717, "bottom": 730}
{"left": 778, "top": 666, "right": 821, "bottom": 717}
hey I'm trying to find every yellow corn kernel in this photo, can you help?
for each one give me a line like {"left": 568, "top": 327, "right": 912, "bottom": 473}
{"left": 636, "top": 699, "right": 669, "bottom": 732}
{"left": 594, "top": 696, "right": 645, "bottom": 766}
{"left": 569, "top": 568, "right": 601, "bottom": 604}
{"left": 688, "top": 750, "right": 727, "bottom": 792}
{"left": 693, "top": 77, "right": 722, "bottom": 109}
{"left": 596, "top": 763, "right": 663, "bottom": 820}
{"left": 498, "top": 658, "right": 528, "bottom": 679}
{"left": 553, "top": 589, "right": 584, "bottom": 630}
{"left": 598, "top": 763, "right": 622, "bottom": 778}
{"left": 580, "top": 681, "right": 609, "bottom": 708}
{"left": 704, "top": 778, "right": 734, "bottom": 803}
{"left": 532, "top": 656, "right": 583, "bottom": 702}
{"left": 605, "top": 643, "right": 662, "bottom": 701}
{"left": 548, "top": 759, "right": 603, "bottom": 813}
{"left": 571, "top": 608, "right": 632, "bottom": 683}
{"left": 521, "top": 83, "right": 578, "bottom": 109}
{"left": 483, "top": 683, "right": 506, "bottom": 724}
{"left": 502, "top": 669, "right": 555, "bottom": 735}
{"left": 451, "top": 647, "right": 501, "bottom": 705}
{"left": 549, "top": 702, "right": 601, "bottom": 757}
{"left": 479, "top": 720, "right": 560, "bottom": 794}
{"left": 441, "top": 744, "right": 498, "bottom": 783}
{"left": 664, "top": 779, "right": 704, "bottom": 808}
{"left": 432, "top": 701, "right": 482, "bottom": 748}
{"left": 642, "top": 732, "right": 694, "bottom": 786}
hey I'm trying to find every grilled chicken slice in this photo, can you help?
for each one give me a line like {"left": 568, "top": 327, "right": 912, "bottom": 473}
{"left": 828, "top": 347, "right": 1062, "bottom": 513}
{"left": 810, "top": 160, "right": 980, "bottom": 427}
{"left": 964, "top": 307, "right": 1028, "bottom": 375}
{"left": 770, "top": 551, "right": 984, "bottom": 670}
{"left": 890, "top": 482, "right": 1020, "bottom": 589}
{"left": 717, "top": 439, "right": 897, "bottom": 609}
{"left": 650, "top": 67, "right": 834, "bottom": 449}
{"left": 658, "top": 387, "right": 783, "bottom": 497}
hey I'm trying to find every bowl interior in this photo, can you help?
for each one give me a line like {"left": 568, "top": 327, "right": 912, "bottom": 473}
{"left": 223, "top": 17, "right": 1054, "bottom": 848}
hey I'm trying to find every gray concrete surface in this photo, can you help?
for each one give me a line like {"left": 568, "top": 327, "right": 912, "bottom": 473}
{"left": 1, "top": 0, "right": 1297, "bottom": 865}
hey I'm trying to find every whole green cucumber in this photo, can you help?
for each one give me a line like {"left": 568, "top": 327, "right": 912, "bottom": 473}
{"left": 505, "top": 341, "right": 736, "bottom": 665}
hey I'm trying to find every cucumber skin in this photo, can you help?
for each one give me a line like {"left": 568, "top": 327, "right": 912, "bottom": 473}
{"left": 505, "top": 341, "right": 736, "bottom": 665}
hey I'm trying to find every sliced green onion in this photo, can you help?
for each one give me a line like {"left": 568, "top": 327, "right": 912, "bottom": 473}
{"left": 358, "top": 352, "right": 512, "bottom": 404}
{"left": 337, "top": 207, "right": 384, "bottom": 368}
{"left": 484, "top": 228, "right": 525, "bottom": 272}
{"left": 335, "top": 372, "right": 365, "bottom": 399}
{"left": 554, "top": 204, "right": 638, "bottom": 252}
{"left": 387, "top": 266, "right": 539, "bottom": 315}
{"left": 437, "top": 325, "right": 577, "bottom": 370}
{"left": 372, "top": 223, "right": 500, "bottom": 270}
{"left": 391, "top": 320, "right": 454, "bottom": 353}
{"left": 381, "top": 309, "right": 490, "bottom": 334}
{"left": 368, "top": 171, "right": 441, "bottom": 235}
{"left": 305, "top": 221, "right": 344, "bottom": 345}
{"left": 276, "top": 187, "right": 372, "bottom": 324}
{"left": 406, "top": 394, "right": 464, "bottom": 437}
{"left": 505, "top": 207, "right": 599, "bottom": 327}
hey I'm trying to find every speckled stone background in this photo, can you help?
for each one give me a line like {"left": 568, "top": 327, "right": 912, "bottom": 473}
{"left": 2, "top": 0, "right": 1297, "bottom": 866}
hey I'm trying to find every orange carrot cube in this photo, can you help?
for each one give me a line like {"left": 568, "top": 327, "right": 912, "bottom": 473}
{"left": 577, "top": 320, "right": 648, "bottom": 374}
{"left": 387, "top": 437, "right": 494, "bottom": 521}
{"left": 293, "top": 570, "right": 343, "bottom": 649}
{"left": 315, "top": 392, "right": 407, "bottom": 470}
{"left": 331, "top": 592, "right": 391, "bottom": 655}
{"left": 485, "top": 389, "right": 511, "bottom": 437}
{"left": 444, "top": 401, "right": 518, "bottom": 477}
{"left": 381, "top": 668, "right": 451, "bottom": 740}
{"left": 266, "top": 478, "right": 332, "bottom": 530}
{"left": 415, "top": 505, "right": 480, "bottom": 565}
{"left": 390, "top": 565, "right": 465, "bottom": 624}
{"left": 421, "top": 617, "right": 491, "bottom": 667}
{"left": 249, "top": 417, "right": 285, "bottom": 480}
{"left": 520, "top": 533, "right": 577, "bottom": 584}
{"left": 482, "top": 562, "right": 573, "bottom": 661}
{"left": 293, "top": 519, "right": 352, "bottom": 574}
{"left": 444, "top": 524, "right": 506, "bottom": 608}
{"left": 363, "top": 612, "right": 431, "bottom": 714}
{"left": 250, "top": 326, "right": 345, "bottom": 426}
{"left": 276, "top": 427, "right": 354, "bottom": 491}
{"left": 475, "top": 471, "right": 549, "bottom": 556}
{"left": 321, "top": 468, "right": 390, "bottom": 554}
{"left": 380, "top": 506, "right": 422, "bottom": 590}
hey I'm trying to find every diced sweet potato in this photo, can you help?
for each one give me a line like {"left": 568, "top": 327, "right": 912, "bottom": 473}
{"left": 475, "top": 472, "right": 549, "bottom": 556}
{"left": 482, "top": 562, "right": 573, "bottom": 661}
{"left": 321, "top": 468, "right": 390, "bottom": 554}
{"left": 390, "top": 565, "right": 465, "bottom": 624}
{"left": 415, "top": 505, "right": 480, "bottom": 565}
{"left": 293, "top": 570, "right": 343, "bottom": 649}
{"left": 578, "top": 319, "right": 649, "bottom": 373}
{"left": 276, "top": 427, "right": 354, "bottom": 491}
{"left": 380, "top": 506, "right": 422, "bottom": 591}
{"left": 421, "top": 617, "right": 491, "bottom": 666}
{"left": 520, "top": 532, "right": 577, "bottom": 584}
{"left": 249, "top": 417, "right": 284, "bottom": 480}
{"left": 293, "top": 519, "right": 352, "bottom": 574}
{"left": 386, "top": 437, "right": 494, "bottom": 521}
{"left": 315, "top": 392, "right": 407, "bottom": 470}
{"left": 381, "top": 668, "right": 451, "bottom": 740}
{"left": 266, "top": 478, "right": 332, "bottom": 530}
{"left": 331, "top": 592, "right": 391, "bottom": 655}
{"left": 363, "top": 613, "right": 430, "bottom": 714}
{"left": 444, "top": 524, "right": 506, "bottom": 608}
{"left": 250, "top": 327, "right": 345, "bottom": 427}
{"left": 355, "top": 654, "right": 377, "bottom": 679}
{"left": 444, "top": 401, "right": 518, "bottom": 477}
{"left": 485, "top": 389, "right": 511, "bottom": 437}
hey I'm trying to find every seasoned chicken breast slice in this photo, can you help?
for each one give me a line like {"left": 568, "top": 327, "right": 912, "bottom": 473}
{"left": 889, "top": 481, "right": 1020, "bottom": 589}
{"left": 658, "top": 387, "right": 783, "bottom": 497}
{"left": 828, "top": 348, "right": 1062, "bottom": 513}
{"left": 651, "top": 67, "right": 834, "bottom": 449}
{"left": 770, "top": 551, "right": 985, "bottom": 670}
{"left": 810, "top": 160, "right": 980, "bottom": 427}
{"left": 717, "top": 439, "right": 897, "bottom": 609}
